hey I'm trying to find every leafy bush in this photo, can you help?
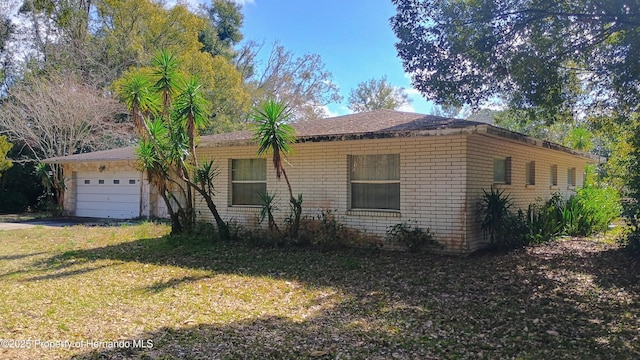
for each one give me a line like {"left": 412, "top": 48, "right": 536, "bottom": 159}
{"left": 298, "top": 209, "right": 348, "bottom": 251}
{"left": 386, "top": 220, "right": 440, "bottom": 252}
{"left": 478, "top": 187, "right": 528, "bottom": 250}
{"left": 258, "top": 192, "right": 279, "bottom": 234}
{"left": 575, "top": 186, "right": 621, "bottom": 234}
{"left": 562, "top": 195, "right": 594, "bottom": 236}
{"left": 479, "top": 186, "right": 621, "bottom": 252}
{"left": 524, "top": 198, "right": 564, "bottom": 244}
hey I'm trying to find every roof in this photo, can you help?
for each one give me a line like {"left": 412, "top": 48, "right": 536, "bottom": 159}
{"left": 44, "top": 146, "right": 137, "bottom": 164}
{"left": 44, "top": 109, "right": 599, "bottom": 163}
{"left": 199, "top": 109, "right": 487, "bottom": 144}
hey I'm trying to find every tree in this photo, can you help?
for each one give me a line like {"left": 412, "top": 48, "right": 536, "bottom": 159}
{"left": 117, "top": 50, "right": 228, "bottom": 237}
{"left": 199, "top": 0, "right": 244, "bottom": 60}
{"left": 390, "top": 0, "right": 640, "bottom": 115}
{"left": 239, "top": 41, "right": 342, "bottom": 121}
{"left": 252, "top": 99, "right": 302, "bottom": 239}
{"left": 0, "top": 135, "right": 11, "bottom": 177}
{"left": 0, "top": 74, "right": 130, "bottom": 208}
{"left": 348, "top": 76, "right": 412, "bottom": 113}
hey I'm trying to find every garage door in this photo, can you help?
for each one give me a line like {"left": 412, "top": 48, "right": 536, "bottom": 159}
{"left": 76, "top": 171, "right": 141, "bottom": 219}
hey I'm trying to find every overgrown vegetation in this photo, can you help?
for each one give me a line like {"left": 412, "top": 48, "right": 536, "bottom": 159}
{"left": 117, "top": 50, "right": 228, "bottom": 237}
{"left": 386, "top": 220, "right": 440, "bottom": 252}
{"left": 479, "top": 186, "right": 621, "bottom": 251}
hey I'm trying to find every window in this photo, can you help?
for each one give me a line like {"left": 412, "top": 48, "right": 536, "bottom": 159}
{"left": 231, "top": 159, "right": 267, "bottom": 206}
{"left": 98, "top": 179, "right": 104, "bottom": 184}
{"left": 129, "top": 179, "right": 136, "bottom": 185}
{"left": 493, "top": 157, "right": 511, "bottom": 184}
{"left": 349, "top": 154, "right": 400, "bottom": 210}
{"left": 525, "top": 161, "right": 536, "bottom": 185}
{"left": 84, "top": 180, "right": 90, "bottom": 185}
{"left": 550, "top": 165, "right": 558, "bottom": 186}
{"left": 113, "top": 179, "right": 120, "bottom": 184}
{"left": 568, "top": 167, "right": 576, "bottom": 187}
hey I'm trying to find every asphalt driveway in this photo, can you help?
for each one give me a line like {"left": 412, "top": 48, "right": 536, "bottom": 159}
{"left": 0, "top": 217, "right": 136, "bottom": 230}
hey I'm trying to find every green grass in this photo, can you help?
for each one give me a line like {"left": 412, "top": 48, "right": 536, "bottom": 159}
{"left": 0, "top": 223, "right": 638, "bottom": 359}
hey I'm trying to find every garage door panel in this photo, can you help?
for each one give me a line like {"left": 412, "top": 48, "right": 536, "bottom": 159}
{"left": 76, "top": 187, "right": 139, "bottom": 196}
{"left": 75, "top": 194, "right": 140, "bottom": 203}
{"left": 76, "top": 208, "right": 138, "bottom": 219}
{"left": 75, "top": 171, "right": 141, "bottom": 219}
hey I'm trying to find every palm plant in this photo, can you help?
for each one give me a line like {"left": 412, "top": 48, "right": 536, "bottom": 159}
{"left": 173, "top": 76, "right": 211, "bottom": 161}
{"left": 252, "top": 99, "right": 302, "bottom": 239}
{"left": 116, "top": 72, "right": 160, "bottom": 135}
{"left": 151, "top": 50, "right": 181, "bottom": 112}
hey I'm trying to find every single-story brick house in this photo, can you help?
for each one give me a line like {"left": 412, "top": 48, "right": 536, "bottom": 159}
{"left": 45, "top": 110, "right": 597, "bottom": 253}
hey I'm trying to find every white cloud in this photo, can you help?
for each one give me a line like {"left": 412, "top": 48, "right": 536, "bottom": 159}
{"left": 404, "top": 87, "right": 421, "bottom": 96}
{"left": 232, "top": 0, "right": 255, "bottom": 5}
{"left": 398, "top": 103, "right": 416, "bottom": 113}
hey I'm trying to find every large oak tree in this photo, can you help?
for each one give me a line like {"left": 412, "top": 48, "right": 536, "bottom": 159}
{"left": 391, "top": 0, "right": 640, "bottom": 115}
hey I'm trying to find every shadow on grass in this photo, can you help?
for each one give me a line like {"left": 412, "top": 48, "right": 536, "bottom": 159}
{"left": 9, "top": 234, "right": 640, "bottom": 359}
{"left": 0, "top": 251, "right": 48, "bottom": 261}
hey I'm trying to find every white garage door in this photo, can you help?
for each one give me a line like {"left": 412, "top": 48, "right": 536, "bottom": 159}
{"left": 76, "top": 171, "right": 141, "bottom": 219}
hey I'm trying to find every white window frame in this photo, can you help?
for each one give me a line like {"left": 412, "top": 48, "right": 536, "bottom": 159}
{"left": 349, "top": 154, "right": 400, "bottom": 211}
{"left": 230, "top": 158, "right": 267, "bottom": 206}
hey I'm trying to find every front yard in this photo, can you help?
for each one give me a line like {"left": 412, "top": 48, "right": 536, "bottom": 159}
{"left": 0, "top": 223, "right": 638, "bottom": 359}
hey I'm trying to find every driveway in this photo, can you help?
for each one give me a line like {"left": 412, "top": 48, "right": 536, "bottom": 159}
{"left": 0, "top": 217, "right": 134, "bottom": 230}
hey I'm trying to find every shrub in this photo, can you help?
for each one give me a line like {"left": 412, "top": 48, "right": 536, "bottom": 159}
{"left": 524, "top": 193, "right": 564, "bottom": 243}
{"left": 562, "top": 195, "right": 595, "bottom": 236}
{"left": 258, "top": 192, "right": 280, "bottom": 234}
{"left": 575, "top": 186, "right": 621, "bottom": 234}
{"left": 298, "top": 209, "right": 348, "bottom": 251}
{"left": 478, "top": 186, "right": 530, "bottom": 250}
{"left": 386, "top": 220, "right": 440, "bottom": 253}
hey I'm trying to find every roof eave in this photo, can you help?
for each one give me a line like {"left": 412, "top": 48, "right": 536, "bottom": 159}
{"left": 480, "top": 125, "right": 603, "bottom": 163}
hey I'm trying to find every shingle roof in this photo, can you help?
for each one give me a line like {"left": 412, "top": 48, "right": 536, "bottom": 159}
{"left": 43, "top": 109, "right": 599, "bottom": 163}
{"left": 200, "top": 109, "right": 484, "bottom": 144}
{"left": 44, "top": 146, "right": 137, "bottom": 164}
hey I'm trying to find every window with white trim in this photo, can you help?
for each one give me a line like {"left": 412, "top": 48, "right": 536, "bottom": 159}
{"left": 230, "top": 159, "right": 267, "bottom": 206}
{"left": 493, "top": 157, "right": 511, "bottom": 184}
{"left": 349, "top": 154, "right": 400, "bottom": 210}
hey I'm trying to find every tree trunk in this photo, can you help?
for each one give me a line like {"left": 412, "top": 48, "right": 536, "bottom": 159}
{"left": 193, "top": 185, "right": 229, "bottom": 240}
{"left": 281, "top": 168, "right": 301, "bottom": 239}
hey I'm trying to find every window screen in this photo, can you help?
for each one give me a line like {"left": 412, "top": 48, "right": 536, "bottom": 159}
{"left": 231, "top": 159, "right": 267, "bottom": 205}
{"left": 349, "top": 154, "right": 400, "bottom": 210}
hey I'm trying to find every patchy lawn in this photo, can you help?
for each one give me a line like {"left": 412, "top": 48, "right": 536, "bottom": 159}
{"left": 0, "top": 223, "right": 638, "bottom": 359}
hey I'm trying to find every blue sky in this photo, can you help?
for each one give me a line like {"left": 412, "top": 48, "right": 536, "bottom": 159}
{"left": 236, "top": 0, "right": 433, "bottom": 116}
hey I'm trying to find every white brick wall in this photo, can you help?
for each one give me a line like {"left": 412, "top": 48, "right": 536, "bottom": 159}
{"left": 197, "top": 135, "right": 470, "bottom": 253}
{"left": 59, "top": 133, "right": 593, "bottom": 254}
{"left": 465, "top": 133, "right": 592, "bottom": 252}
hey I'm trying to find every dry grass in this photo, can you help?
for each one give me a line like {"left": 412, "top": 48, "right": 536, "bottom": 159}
{"left": 0, "top": 223, "right": 638, "bottom": 359}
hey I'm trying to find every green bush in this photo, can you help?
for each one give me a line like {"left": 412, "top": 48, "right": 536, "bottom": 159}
{"left": 386, "top": 221, "right": 440, "bottom": 252}
{"left": 478, "top": 187, "right": 530, "bottom": 250}
{"left": 525, "top": 195, "right": 564, "bottom": 244}
{"left": 478, "top": 186, "right": 621, "bottom": 252}
{"left": 575, "top": 186, "right": 621, "bottom": 234}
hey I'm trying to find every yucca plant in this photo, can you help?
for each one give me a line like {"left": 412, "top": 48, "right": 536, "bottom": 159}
{"left": 478, "top": 186, "right": 513, "bottom": 246}
{"left": 252, "top": 99, "right": 302, "bottom": 239}
{"left": 258, "top": 192, "right": 280, "bottom": 234}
